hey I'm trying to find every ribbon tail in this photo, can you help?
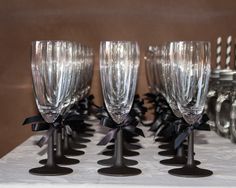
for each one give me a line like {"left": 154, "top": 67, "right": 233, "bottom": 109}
{"left": 161, "top": 123, "right": 175, "bottom": 138}
{"left": 97, "top": 129, "right": 118, "bottom": 146}
{"left": 196, "top": 123, "right": 211, "bottom": 131}
{"left": 135, "top": 127, "right": 145, "bottom": 137}
{"left": 37, "top": 126, "right": 55, "bottom": 147}
{"left": 22, "top": 115, "right": 44, "bottom": 125}
{"left": 31, "top": 123, "right": 49, "bottom": 131}
{"left": 154, "top": 123, "right": 165, "bottom": 138}
{"left": 149, "top": 118, "right": 162, "bottom": 131}
{"left": 174, "top": 130, "right": 190, "bottom": 150}
{"left": 65, "top": 125, "right": 73, "bottom": 135}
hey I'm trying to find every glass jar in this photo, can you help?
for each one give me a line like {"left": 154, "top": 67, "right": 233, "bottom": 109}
{"left": 215, "top": 70, "right": 235, "bottom": 138}
{"left": 230, "top": 73, "right": 236, "bottom": 143}
{"left": 205, "top": 69, "right": 221, "bottom": 130}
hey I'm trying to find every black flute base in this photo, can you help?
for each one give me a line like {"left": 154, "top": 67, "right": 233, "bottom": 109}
{"left": 73, "top": 137, "right": 90, "bottom": 143}
{"left": 160, "top": 157, "right": 200, "bottom": 166}
{"left": 97, "top": 157, "right": 138, "bottom": 166}
{"left": 69, "top": 142, "right": 87, "bottom": 149}
{"left": 125, "top": 138, "right": 140, "bottom": 143}
{"left": 77, "top": 132, "right": 93, "bottom": 137}
{"left": 97, "top": 166, "right": 141, "bottom": 177}
{"left": 159, "top": 143, "right": 172, "bottom": 149}
{"left": 168, "top": 165, "right": 213, "bottom": 178}
{"left": 29, "top": 165, "right": 73, "bottom": 176}
{"left": 82, "top": 127, "right": 95, "bottom": 132}
{"left": 102, "top": 149, "right": 139, "bottom": 157}
{"left": 111, "top": 138, "right": 140, "bottom": 144}
{"left": 39, "top": 156, "right": 80, "bottom": 165}
{"left": 158, "top": 150, "right": 176, "bottom": 157}
{"left": 107, "top": 143, "right": 141, "bottom": 150}
{"left": 64, "top": 148, "right": 85, "bottom": 156}
{"left": 159, "top": 144, "right": 187, "bottom": 150}
{"left": 155, "top": 137, "right": 171, "bottom": 143}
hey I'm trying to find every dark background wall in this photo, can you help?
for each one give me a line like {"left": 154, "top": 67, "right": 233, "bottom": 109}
{"left": 0, "top": 0, "right": 236, "bottom": 157}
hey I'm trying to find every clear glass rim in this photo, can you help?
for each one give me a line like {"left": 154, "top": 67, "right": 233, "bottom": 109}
{"left": 166, "top": 40, "right": 211, "bottom": 45}
{"left": 100, "top": 40, "right": 138, "bottom": 45}
{"left": 31, "top": 40, "right": 74, "bottom": 43}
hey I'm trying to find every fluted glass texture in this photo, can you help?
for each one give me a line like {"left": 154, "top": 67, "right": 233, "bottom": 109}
{"left": 100, "top": 41, "right": 140, "bottom": 124}
{"left": 31, "top": 41, "right": 73, "bottom": 123}
{"left": 161, "top": 44, "right": 182, "bottom": 117}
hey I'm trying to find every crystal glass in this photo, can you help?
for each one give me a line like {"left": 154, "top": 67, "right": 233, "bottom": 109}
{"left": 30, "top": 40, "right": 74, "bottom": 175}
{"left": 100, "top": 41, "right": 139, "bottom": 124}
{"left": 169, "top": 41, "right": 213, "bottom": 177}
{"left": 98, "top": 41, "right": 141, "bottom": 176}
{"left": 38, "top": 41, "right": 81, "bottom": 166}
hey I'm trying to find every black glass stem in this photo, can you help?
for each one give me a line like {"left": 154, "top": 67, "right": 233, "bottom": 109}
{"left": 160, "top": 143, "right": 200, "bottom": 166}
{"left": 72, "top": 130, "right": 91, "bottom": 143}
{"left": 97, "top": 155, "right": 138, "bottom": 166}
{"left": 97, "top": 128, "right": 141, "bottom": 176}
{"left": 168, "top": 130, "right": 213, "bottom": 177}
{"left": 102, "top": 147, "right": 139, "bottom": 157}
{"left": 39, "top": 129, "right": 80, "bottom": 165}
{"left": 69, "top": 137, "right": 87, "bottom": 149}
{"left": 29, "top": 129, "right": 73, "bottom": 176}
{"left": 63, "top": 128, "right": 85, "bottom": 156}
{"left": 107, "top": 142, "right": 141, "bottom": 150}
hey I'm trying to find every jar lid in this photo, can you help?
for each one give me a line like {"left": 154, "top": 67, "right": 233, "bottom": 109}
{"left": 211, "top": 69, "right": 221, "bottom": 78}
{"left": 219, "top": 70, "right": 236, "bottom": 81}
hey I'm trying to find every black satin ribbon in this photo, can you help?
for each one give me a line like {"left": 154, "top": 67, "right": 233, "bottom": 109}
{"left": 149, "top": 117, "right": 163, "bottom": 131}
{"left": 174, "top": 114, "right": 210, "bottom": 149}
{"left": 97, "top": 115, "right": 145, "bottom": 146}
{"left": 158, "top": 119, "right": 185, "bottom": 138}
{"left": 149, "top": 103, "right": 171, "bottom": 132}
{"left": 144, "top": 92, "right": 157, "bottom": 99}
{"left": 37, "top": 125, "right": 55, "bottom": 147}
{"left": 22, "top": 114, "right": 49, "bottom": 132}
{"left": 22, "top": 110, "right": 85, "bottom": 147}
{"left": 22, "top": 115, "right": 44, "bottom": 125}
{"left": 35, "top": 118, "right": 62, "bottom": 147}
{"left": 31, "top": 122, "right": 49, "bottom": 131}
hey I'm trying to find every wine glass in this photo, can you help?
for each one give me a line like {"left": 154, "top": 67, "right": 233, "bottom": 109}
{"left": 98, "top": 41, "right": 141, "bottom": 176}
{"left": 38, "top": 41, "right": 81, "bottom": 166}
{"left": 69, "top": 43, "right": 90, "bottom": 148}
{"left": 169, "top": 41, "right": 213, "bottom": 177}
{"left": 159, "top": 42, "right": 200, "bottom": 166}
{"left": 30, "top": 40, "right": 74, "bottom": 175}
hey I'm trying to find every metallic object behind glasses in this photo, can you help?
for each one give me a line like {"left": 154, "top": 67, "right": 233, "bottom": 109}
{"left": 215, "top": 71, "right": 235, "bottom": 137}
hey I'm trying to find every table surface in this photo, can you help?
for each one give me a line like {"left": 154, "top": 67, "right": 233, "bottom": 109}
{"left": 1, "top": 119, "right": 236, "bottom": 188}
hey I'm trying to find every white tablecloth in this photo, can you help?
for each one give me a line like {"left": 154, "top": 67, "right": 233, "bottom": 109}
{"left": 0, "top": 120, "right": 236, "bottom": 188}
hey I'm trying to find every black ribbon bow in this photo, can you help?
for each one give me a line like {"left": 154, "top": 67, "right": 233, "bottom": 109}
{"left": 97, "top": 115, "right": 145, "bottom": 146}
{"left": 174, "top": 114, "right": 210, "bottom": 149}
{"left": 22, "top": 110, "right": 86, "bottom": 147}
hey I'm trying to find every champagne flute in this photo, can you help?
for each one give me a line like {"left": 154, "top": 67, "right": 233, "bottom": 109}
{"left": 98, "top": 41, "right": 141, "bottom": 176}
{"left": 169, "top": 41, "right": 213, "bottom": 177}
{"left": 30, "top": 40, "right": 73, "bottom": 175}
